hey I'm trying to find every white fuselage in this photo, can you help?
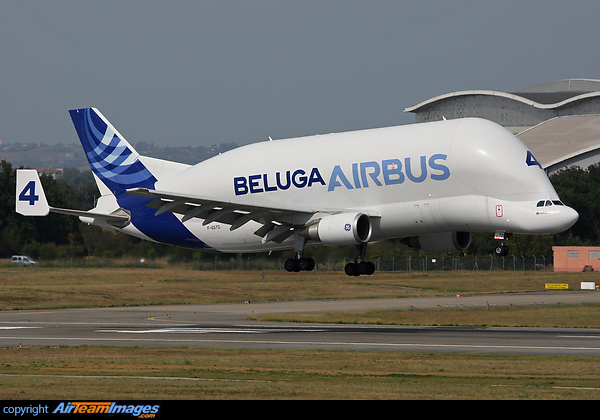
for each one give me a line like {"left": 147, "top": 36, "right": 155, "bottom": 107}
{"left": 129, "top": 118, "right": 577, "bottom": 252}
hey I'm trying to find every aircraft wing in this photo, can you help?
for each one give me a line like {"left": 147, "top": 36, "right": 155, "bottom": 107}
{"left": 125, "top": 188, "right": 327, "bottom": 244}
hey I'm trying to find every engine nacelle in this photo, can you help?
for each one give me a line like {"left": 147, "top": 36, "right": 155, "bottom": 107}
{"left": 402, "top": 231, "right": 472, "bottom": 253}
{"left": 303, "top": 213, "right": 372, "bottom": 246}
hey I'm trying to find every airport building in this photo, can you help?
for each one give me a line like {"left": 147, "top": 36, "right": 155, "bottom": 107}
{"left": 404, "top": 79, "right": 600, "bottom": 174}
{"left": 553, "top": 246, "right": 600, "bottom": 273}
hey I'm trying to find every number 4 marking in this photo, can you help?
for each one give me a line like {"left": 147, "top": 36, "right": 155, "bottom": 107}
{"left": 19, "top": 181, "right": 39, "bottom": 205}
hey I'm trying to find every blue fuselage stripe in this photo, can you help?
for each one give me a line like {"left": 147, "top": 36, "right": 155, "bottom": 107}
{"left": 116, "top": 194, "right": 210, "bottom": 250}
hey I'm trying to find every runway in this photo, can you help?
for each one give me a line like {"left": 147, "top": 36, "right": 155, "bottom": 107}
{"left": 2, "top": 291, "right": 600, "bottom": 356}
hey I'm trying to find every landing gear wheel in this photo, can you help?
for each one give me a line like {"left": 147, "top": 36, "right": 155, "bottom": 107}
{"left": 345, "top": 261, "right": 375, "bottom": 277}
{"left": 494, "top": 245, "right": 509, "bottom": 257}
{"left": 345, "top": 262, "right": 359, "bottom": 276}
{"left": 298, "top": 257, "right": 315, "bottom": 271}
{"left": 284, "top": 258, "right": 299, "bottom": 272}
{"left": 285, "top": 257, "right": 315, "bottom": 272}
{"left": 344, "top": 243, "right": 376, "bottom": 276}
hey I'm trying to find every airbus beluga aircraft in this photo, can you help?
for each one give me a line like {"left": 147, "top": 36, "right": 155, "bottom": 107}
{"left": 16, "top": 108, "right": 578, "bottom": 276}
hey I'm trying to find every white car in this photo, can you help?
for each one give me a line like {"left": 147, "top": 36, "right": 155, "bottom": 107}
{"left": 11, "top": 255, "right": 38, "bottom": 265}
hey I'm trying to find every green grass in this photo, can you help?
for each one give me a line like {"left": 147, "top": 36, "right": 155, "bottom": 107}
{"left": 2, "top": 266, "right": 600, "bottom": 399}
{"left": 1, "top": 346, "right": 600, "bottom": 399}
{"left": 0, "top": 266, "right": 595, "bottom": 310}
{"left": 250, "top": 302, "right": 600, "bottom": 328}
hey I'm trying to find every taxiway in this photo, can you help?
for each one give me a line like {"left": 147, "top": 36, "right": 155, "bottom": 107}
{"left": 1, "top": 291, "right": 600, "bottom": 356}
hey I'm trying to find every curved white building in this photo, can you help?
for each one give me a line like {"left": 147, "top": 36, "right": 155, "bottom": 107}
{"left": 405, "top": 79, "right": 600, "bottom": 174}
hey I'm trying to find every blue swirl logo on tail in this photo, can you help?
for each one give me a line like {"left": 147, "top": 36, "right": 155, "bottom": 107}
{"left": 69, "top": 107, "right": 209, "bottom": 250}
{"left": 69, "top": 108, "right": 157, "bottom": 193}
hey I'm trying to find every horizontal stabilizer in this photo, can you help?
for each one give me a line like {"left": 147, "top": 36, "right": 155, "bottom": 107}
{"left": 16, "top": 169, "right": 130, "bottom": 227}
{"left": 50, "top": 207, "right": 130, "bottom": 226}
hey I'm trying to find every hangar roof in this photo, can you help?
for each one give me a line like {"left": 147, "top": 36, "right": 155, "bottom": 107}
{"left": 403, "top": 80, "right": 600, "bottom": 173}
{"left": 404, "top": 79, "right": 600, "bottom": 113}
{"left": 517, "top": 115, "right": 600, "bottom": 169}
{"left": 404, "top": 90, "right": 600, "bottom": 113}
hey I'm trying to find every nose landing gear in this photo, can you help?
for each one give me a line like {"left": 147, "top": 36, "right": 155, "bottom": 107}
{"left": 494, "top": 244, "right": 509, "bottom": 257}
{"left": 494, "top": 230, "right": 510, "bottom": 257}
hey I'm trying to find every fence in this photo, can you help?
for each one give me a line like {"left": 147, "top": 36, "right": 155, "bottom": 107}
{"left": 6, "top": 254, "right": 554, "bottom": 272}
{"left": 376, "top": 255, "right": 552, "bottom": 272}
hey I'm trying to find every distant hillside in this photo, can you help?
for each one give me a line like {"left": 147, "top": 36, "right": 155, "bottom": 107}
{"left": 0, "top": 141, "right": 239, "bottom": 170}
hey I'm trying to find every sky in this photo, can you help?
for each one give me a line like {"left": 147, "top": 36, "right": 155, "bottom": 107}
{"left": 1, "top": 0, "right": 599, "bottom": 149}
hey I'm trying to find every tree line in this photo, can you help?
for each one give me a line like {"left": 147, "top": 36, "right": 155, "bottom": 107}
{"left": 0, "top": 159, "right": 595, "bottom": 262}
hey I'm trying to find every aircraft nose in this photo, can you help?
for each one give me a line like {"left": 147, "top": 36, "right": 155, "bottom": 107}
{"left": 560, "top": 205, "right": 579, "bottom": 231}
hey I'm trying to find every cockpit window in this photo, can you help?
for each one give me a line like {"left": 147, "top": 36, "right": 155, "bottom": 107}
{"left": 536, "top": 200, "right": 565, "bottom": 207}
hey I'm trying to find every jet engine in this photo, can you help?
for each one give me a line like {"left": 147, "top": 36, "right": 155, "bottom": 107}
{"left": 303, "top": 213, "right": 372, "bottom": 246}
{"left": 401, "top": 231, "right": 472, "bottom": 253}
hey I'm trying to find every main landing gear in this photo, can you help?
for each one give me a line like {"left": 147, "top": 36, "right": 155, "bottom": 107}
{"left": 344, "top": 243, "right": 375, "bottom": 277}
{"left": 283, "top": 235, "right": 375, "bottom": 276}
{"left": 284, "top": 255, "right": 316, "bottom": 272}
{"left": 345, "top": 261, "right": 375, "bottom": 276}
{"left": 284, "top": 234, "right": 316, "bottom": 272}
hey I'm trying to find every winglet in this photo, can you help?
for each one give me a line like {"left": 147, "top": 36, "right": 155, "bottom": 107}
{"left": 16, "top": 169, "right": 50, "bottom": 216}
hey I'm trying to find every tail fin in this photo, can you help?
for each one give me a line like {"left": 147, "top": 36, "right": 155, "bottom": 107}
{"left": 15, "top": 169, "right": 50, "bottom": 216}
{"left": 69, "top": 108, "right": 157, "bottom": 194}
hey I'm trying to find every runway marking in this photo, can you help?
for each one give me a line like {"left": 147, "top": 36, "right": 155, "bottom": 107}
{"left": 0, "top": 321, "right": 142, "bottom": 326}
{"left": 95, "top": 327, "right": 326, "bottom": 334}
{"left": 559, "top": 335, "right": 600, "bottom": 339}
{"left": 0, "top": 373, "right": 276, "bottom": 383}
{"left": 0, "top": 326, "right": 40, "bottom": 330}
{"left": 493, "top": 384, "right": 600, "bottom": 391}
{"left": 0, "top": 374, "right": 597, "bottom": 392}
{"left": 3, "top": 335, "right": 600, "bottom": 353}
